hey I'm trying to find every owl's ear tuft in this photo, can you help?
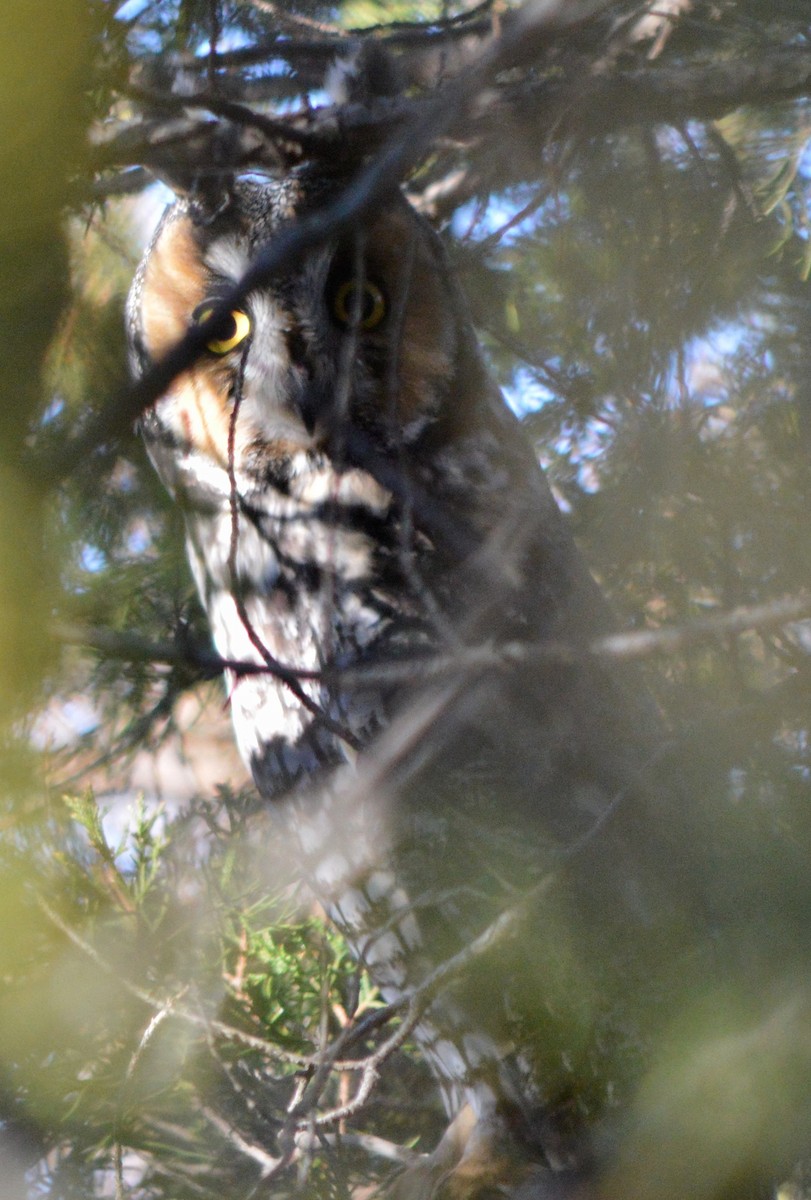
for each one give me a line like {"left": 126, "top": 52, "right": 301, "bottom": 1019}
{"left": 146, "top": 121, "right": 246, "bottom": 222}
{"left": 325, "top": 41, "right": 403, "bottom": 106}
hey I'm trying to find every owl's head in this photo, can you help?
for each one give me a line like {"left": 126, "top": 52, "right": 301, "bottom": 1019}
{"left": 128, "top": 173, "right": 481, "bottom": 488}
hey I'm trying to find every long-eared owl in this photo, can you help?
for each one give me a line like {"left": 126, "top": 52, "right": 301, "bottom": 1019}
{"left": 127, "top": 168, "right": 701, "bottom": 1191}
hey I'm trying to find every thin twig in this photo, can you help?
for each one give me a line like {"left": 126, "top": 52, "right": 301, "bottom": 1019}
{"left": 114, "top": 1000, "right": 183, "bottom": 1200}
{"left": 197, "top": 1104, "right": 280, "bottom": 1175}
{"left": 124, "top": 84, "right": 320, "bottom": 157}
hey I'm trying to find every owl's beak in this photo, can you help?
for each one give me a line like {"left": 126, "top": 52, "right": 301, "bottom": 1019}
{"left": 295, "top": 385, "right": 320, "bottom": 438}
{"left": 293, "top": 376, "right": 352, "bottom": 449}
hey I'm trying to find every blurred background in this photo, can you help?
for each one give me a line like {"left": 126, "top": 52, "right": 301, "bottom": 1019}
{"left": 3, "top": 1, "right": 811, "bottom": 1196}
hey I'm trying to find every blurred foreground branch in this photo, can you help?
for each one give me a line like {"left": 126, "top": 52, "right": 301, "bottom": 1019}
{"left": 54, "top": 591, "right": 811, "bottom": 685}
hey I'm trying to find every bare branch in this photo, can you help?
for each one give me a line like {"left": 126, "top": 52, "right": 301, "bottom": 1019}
{"left": 55, "top": 592, "right": 811, "bottom": 688}
{"left": 316, "top": 1129, "right": 421, "bottom": 1166}
{"left": 506, "top": 43, "right": 801, "bottom": 153}
{"left": 197, "top": 1104, "right": 280, "bottom": 1175}
{"left": 592, "top": 593, "right": 811, "bottom": 662}
{"left": 115, "top": 32, "right": 811, "bottom": 179}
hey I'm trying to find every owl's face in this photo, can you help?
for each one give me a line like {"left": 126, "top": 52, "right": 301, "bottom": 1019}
{"left": 129, "top": 176, "right": 463, "bottom": 487}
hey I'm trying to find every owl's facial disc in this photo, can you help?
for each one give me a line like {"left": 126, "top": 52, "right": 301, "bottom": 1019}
{"left": 136, "top": 187, "right": 460, "bottom": 472}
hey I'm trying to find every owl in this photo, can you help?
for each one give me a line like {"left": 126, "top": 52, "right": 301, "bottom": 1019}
{"left": 127, "top": 169, "right": 705, "bottom": 1195}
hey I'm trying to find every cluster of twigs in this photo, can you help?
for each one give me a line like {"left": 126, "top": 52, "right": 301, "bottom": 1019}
{"left": 44, "top": 0, "right": 811, "bottom": 482}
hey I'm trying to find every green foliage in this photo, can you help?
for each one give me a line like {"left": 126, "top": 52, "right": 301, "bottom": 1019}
{"left": 0, "top": 785, "right": 402, "bottom": 1198}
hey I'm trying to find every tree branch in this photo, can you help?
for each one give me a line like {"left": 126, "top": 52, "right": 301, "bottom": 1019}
{"left": 55, "top": 592, "right": 811, "bottom": 687}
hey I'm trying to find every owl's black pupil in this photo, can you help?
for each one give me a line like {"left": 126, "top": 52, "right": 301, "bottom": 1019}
{"left": 357, "top": 287, "right": 375, "bottom": 322}
{"left": 194, "top": 304, "right": 237, "bottom": 342}
{"left": 338, "top": 283, "right": 376, "bottom": 323}
{"left": 214, "top": 312, "right": 237, "bottom": 341}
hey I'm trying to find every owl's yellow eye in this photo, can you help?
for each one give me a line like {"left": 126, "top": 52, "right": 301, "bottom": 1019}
{"left": 192, "top": 302, "right": 251, "bottom": 354}
{"left": 332, "top": 279, "right": 386, "bottom": 330}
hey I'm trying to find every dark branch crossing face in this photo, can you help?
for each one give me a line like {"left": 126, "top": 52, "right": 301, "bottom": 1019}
{"left": 128, "top": 169, "right": 703, "bottom": 1189}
